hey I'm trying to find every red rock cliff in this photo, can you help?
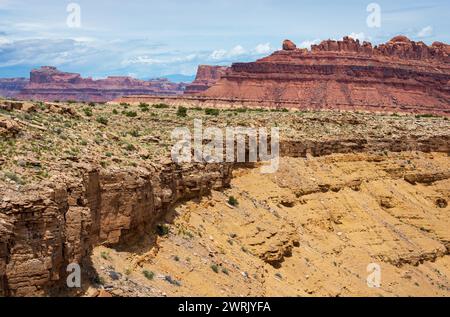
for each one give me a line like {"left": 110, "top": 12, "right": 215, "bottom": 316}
{"left": 17, "top": 67, "right": 186, "bottom": 102}
{"left": 184, "top": 65, "right": 228, "bottom": 94}
{"left": 201, "top": 36, "right": 450, "bottom": 115}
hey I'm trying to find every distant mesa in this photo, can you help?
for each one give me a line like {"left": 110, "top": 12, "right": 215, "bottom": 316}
{"left": 0, "top": 66, "right": 186, "bottom": 102}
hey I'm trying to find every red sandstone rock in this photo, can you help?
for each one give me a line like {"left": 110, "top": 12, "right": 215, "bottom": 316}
{"left": 17, "top": 67, "right": 186, "bottom": 102}
{"left": 198, "top": 36, "right": 450, "bottom": 115}
{"left": 282, "top": 39, "right": 297, "bottom": 51}
{"left": 184, "top": 65, "right": 228, "bottom": 94}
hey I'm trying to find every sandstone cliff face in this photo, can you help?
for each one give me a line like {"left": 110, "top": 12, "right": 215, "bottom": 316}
{"left": 201, "top": 36, "right": 450, "bottom": 115}
{"left": 0, "top": 162, "right": 232, "bottom": 296}
{"left": 17, "top": 67, "right": 186, "bottom": 102}
{"left": 184, "top": 65, "right": 228, "bottom": 94}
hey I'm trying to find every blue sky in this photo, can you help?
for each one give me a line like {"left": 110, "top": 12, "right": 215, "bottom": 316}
{"left": 0, "top": 0, "right": 448, "bottom": 80}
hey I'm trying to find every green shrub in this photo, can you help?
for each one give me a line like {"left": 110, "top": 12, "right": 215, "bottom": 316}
{"left": 139, "top": 103, "right": 150, "bottom": 112}
{"left": 83, "top": 107, "right": 93, "bottom": 117}
{"left": 205, "top": 108, "right": 220, "bottom": 116}
{"left": 177, "top": 106, "right": 188, "bottom": 117}
{"left": 123, "top": 110, "right": 137, "bottom": 117}
{"left": 112, "top": 109, "right": 118, "bottom": 115}
{"left": 152, "top": 103, "right": 170, "bottom": 109}
{"left": 125, "top": 143, "right": 136, "bottom": 151}
{"left": 211, "top": 264, "right": 219, "bottom": 273}
{"left": 96, "top": 116, "right": 108, "bottom": 125}
{"left": 129, "top": 130, "right": 140, "bottom": 137}
{"left": 88, "top": 102, "right": 96, "bottom": 107}
{"left": 3, "top": 171, "right": 25, "bottom": 185}
{"left": 156, "top": 224, "right": 169, "bottom": 236}
{"left": 143, "top": 270, "right": 155, "bottom": 280}
{"left": 228, "top": 196, "right": 239, "bottom": 206}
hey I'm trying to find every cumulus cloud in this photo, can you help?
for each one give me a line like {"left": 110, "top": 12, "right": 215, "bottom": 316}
{"left": 299, "top": 39, "right": 321, "bottom": 49}
{"left": 348, "top": 32, "right": 368, "bottom": 42}
{"left": 417, "top": 26, "right": 433, "bottom": 38}
{"left": 254, "top": 43, "right": 272, "bottom": 54}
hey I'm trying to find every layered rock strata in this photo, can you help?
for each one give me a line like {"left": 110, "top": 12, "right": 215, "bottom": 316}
{"left": 184, "top": 65, "right": 227, "bottom": 94}
{"left": 0, "top": 78, "right": 29, "bottom": 98}
{"left": 0, "top": 162, "right": 232, "bottom": 296}
{"left": 121, "top": 36, "right": 450, "bottom": 116}
{"left": 17, "top": 66, "right": 186, "bottom": 102}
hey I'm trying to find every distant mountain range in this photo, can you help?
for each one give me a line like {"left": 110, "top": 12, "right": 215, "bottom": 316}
{"left": 155, "top": 74, "right": 196, "bottom": 83}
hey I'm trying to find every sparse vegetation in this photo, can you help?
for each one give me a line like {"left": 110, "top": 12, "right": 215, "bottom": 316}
{"left": 83, "top": 107, "right": 93, "bottom": 117}
{"left": 143, "top": 270, "right": 155, "bottom": 280}
{"left": 205, "top": 108, "right": 220, "bottom": 116}
{"left": 156, "top": 224, "right": 170, "bottom": 236}
{"left": 100, "top": 251, "right": 111, "bottom": 260}
{"left": 177, "top": 106, "right": 188, "bottom": 117}
{"left": 228, "top": 196, "right": 239, "bottom": 206}
{"left": 152, "top": 103, "right": 170, "bottom": 109}
{"left": 123, "top": 110, "right": 137, "bottom": 117}
{"left": 210, "top": 264, "right": 219, "bottom": 273}
{"left": 96, "top": 116, "right": 108, "bottom": 125}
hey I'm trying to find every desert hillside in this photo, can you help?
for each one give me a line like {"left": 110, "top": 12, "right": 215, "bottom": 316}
{"left": 0, "top": 99, "right": 449, "bottom": 296}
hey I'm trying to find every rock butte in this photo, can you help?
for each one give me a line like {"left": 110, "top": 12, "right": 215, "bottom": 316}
{"left": 184, "top": 65, "right": 228, "bottom": 95}
{"left": 13, "top": 66, "right": 186, "bottom": 102}
{"left": 119, "top": 36, "right": 450, "bottom": 116}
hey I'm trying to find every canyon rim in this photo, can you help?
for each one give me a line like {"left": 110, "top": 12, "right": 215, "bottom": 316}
{"left": 0, "top": 0, "right": 449, "bottom": 303}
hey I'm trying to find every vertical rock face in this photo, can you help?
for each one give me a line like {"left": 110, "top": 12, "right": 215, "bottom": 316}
{"left": 200, "top": 36, "right": 450, "bottom": 115}
{"left": 16, "top": 66, "right": 186, "bottom": 102}
{"left": 0, "top": 162, "right": 233, "bottom": 296}
{"left": 184, "top": 65, "right": 228, "bottom": 94}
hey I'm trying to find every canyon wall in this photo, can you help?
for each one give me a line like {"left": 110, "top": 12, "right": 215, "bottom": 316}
{"left": 194, "top": 36, "right": 450, "bottom": 115}
{"left": 16, "top": 66, "right": 186, "bottom": 102}
{"left": 1, "top": 133, "right": 450, "bottom": 296}
{"left": 0, "top": 162, "right": 232, "bottom": 296}
{"left": 184, "top": 65, "right": 228, "bottom": 94}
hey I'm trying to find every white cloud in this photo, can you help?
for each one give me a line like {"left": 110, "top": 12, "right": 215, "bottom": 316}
{"left": 210, "top": 49, "right": 227, "bottom": 60}
{"left": 417, "top": 26, "right": 433, "bottom": 38}
{"left": 228, "top": 45, "right": 246, "bottom": 57}
{"left": 0, "top": 36, "right": 12, "bottom": 45}
{"left": 299, "top": 39, "right": 321, "bottom": 49}
{"left": 254, "top": 43, "right": 271, "bottom": 54}
{"left": 209, "top": 45, "right": 247, "bottom": 60}
{"left": 348, "top": 32, "right": 367, "bottom": 42}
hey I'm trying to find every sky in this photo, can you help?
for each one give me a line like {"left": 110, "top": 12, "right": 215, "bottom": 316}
{"left": 0, "top": 0, "right": 448, "bottom": 80}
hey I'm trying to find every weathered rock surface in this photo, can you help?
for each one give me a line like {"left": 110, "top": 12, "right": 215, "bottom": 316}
{"left": 190, "top": 36, "right": 450, "bottom": 115}
{"left": 184, "top": 65, "right": 228, "bottom": 95}
{"left": 16, "top": 66, "right": 186, "bottom": 102}
{"left": 89, "top": 152, "right": 450, "bottom": 297}
{"left": 0, "top": 162, "right": 232, "bottom": 296}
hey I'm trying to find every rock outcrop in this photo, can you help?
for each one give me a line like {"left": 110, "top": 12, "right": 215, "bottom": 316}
{"left": 184, "top": 65, "right": 228, "bottom": 94}
{"left": 196, "top": 36, "right": 450, "bottom": 115}
{"left": 0, "top": 162, "right": 232, "bottom": 296}
{"left": 17, "top": 66, "right": 186, "bottom": 102}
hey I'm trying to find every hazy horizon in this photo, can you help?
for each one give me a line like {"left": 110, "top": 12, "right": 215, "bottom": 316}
{"left": 0, "top": 0, "right": 449, "bottom": 79}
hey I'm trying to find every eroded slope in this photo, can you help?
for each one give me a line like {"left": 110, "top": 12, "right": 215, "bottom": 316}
{"left": 90, "top": 152, "right": 450, "bottom": 297}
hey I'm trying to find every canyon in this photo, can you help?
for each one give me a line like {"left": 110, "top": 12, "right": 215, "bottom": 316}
{"left": 0, "top": 66, "right": 186, "bottom": 102}
{"left": 120, "top": 36, "right": 450, "bottom": 116}
{"left": 0, "top": 99, "right": 449, "bottom": 296}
